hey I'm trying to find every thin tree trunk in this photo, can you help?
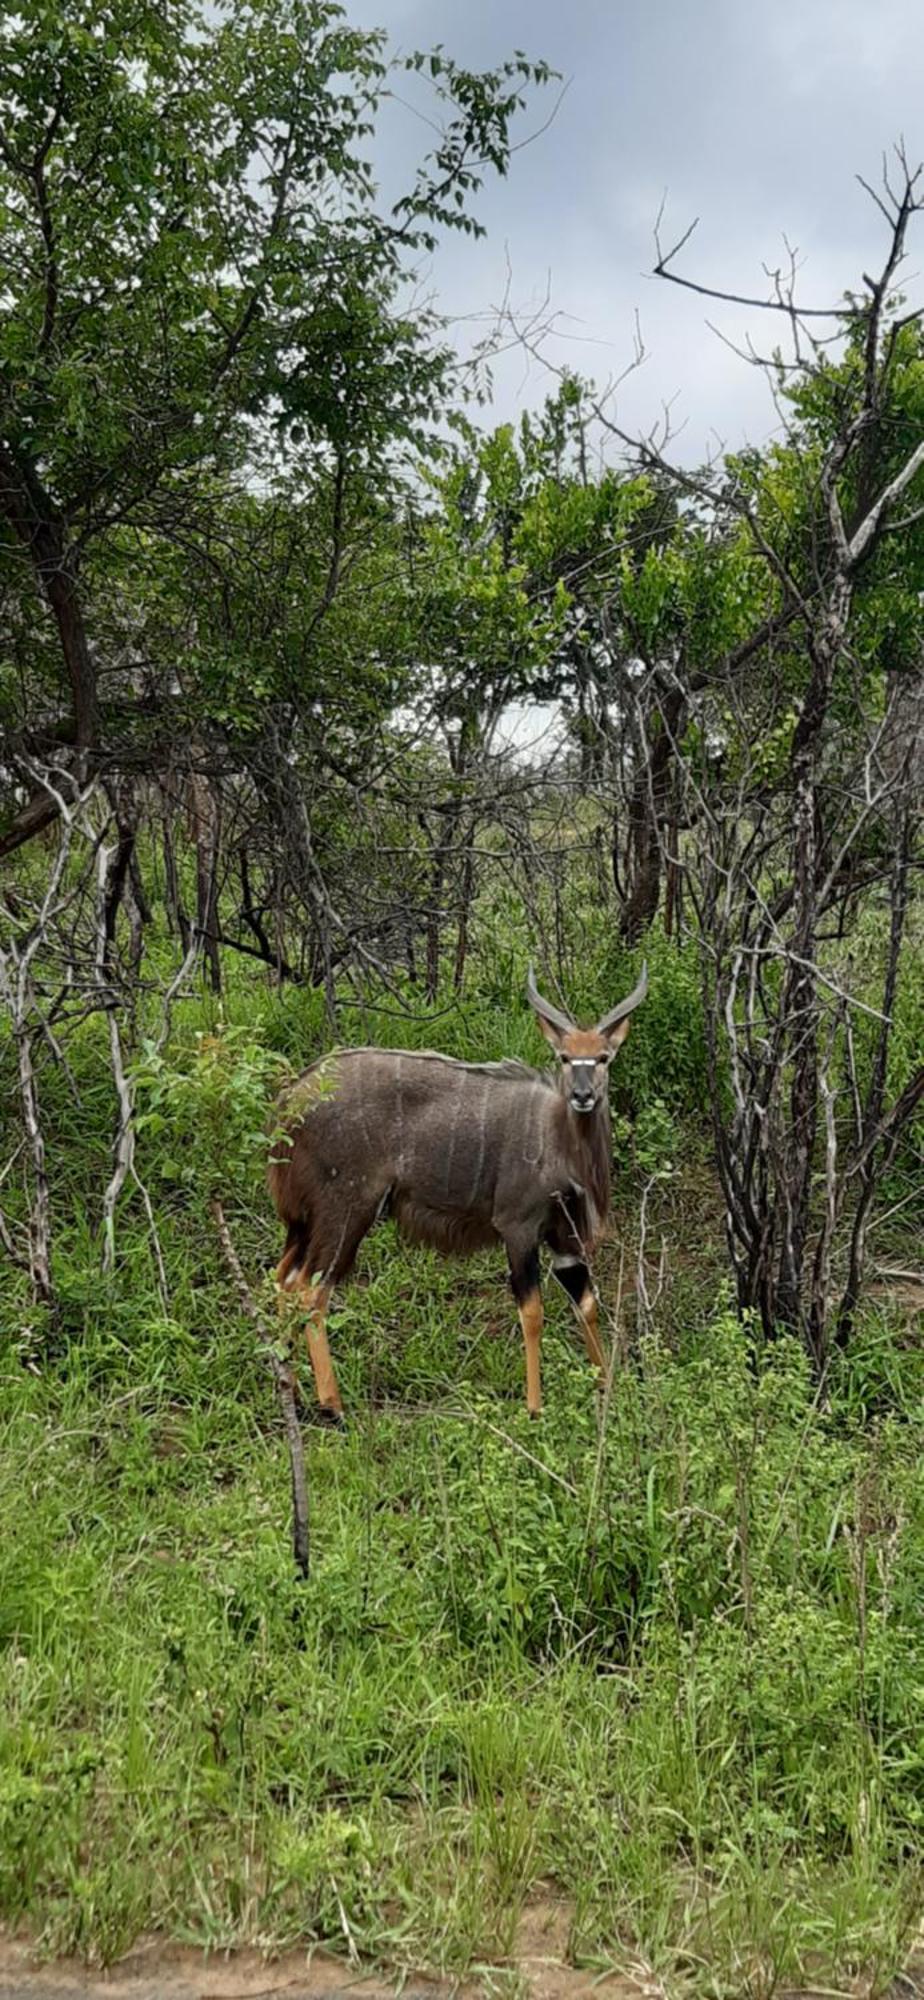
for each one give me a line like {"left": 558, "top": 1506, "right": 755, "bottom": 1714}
{"left": 663, "top": 809, "right": 681, "bottom": 938}
{"left": 620, "top": 688, "right": 685, "bottom": 944}
{"left": 13, "top": 1017, "right": 52, "bottom": 1303}
{"left": 453, "top": 832, "right": 476, "bottom": 992}
{"left": 188, "top": 773, "right": 222, "bottom": 995}
{"left": 95, "top": 838, "right": 136, "bottom": 1274}
{"left": 775, "top": 600, "right": 845, "bottom": 1352}
{"left": 837, "top": 805, "right": 914, "bottom": 1343}
{"left": 161, "top": 793, "right": 190, "bottom": 949}
{"left": 424, "top": 812, "right": 454, "bottom": 1003}
{"left": 0, "top": 443, "right": 98, "bottom": 857}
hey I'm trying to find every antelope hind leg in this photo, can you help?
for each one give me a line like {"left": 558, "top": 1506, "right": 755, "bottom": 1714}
{"left": 552, "top": 1257, "right": 606, "bottom": 1391}
{"left": 579, "top": 1287, "right": 606, "bottom": 1384}
{"left": 274, "top": 1244, "right": 309, "bottom": 1413}
{"left": 297, "top": 1278, "right": 343, "bottom": 1418}
{"left": 277, "top": 1258, "right": 344, "bottom": 1421}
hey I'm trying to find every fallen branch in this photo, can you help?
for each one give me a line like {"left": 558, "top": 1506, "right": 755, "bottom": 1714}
{"left": 210, "top": 1197, "right": 309, "bottom": 1579}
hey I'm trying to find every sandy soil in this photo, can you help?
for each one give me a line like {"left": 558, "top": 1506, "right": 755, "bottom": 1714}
{"left": 0, "top": 1909, "right": 655, "bottom": 2000}
{"left": 3, "top": 1907, "right": 922, "bottom": 2000}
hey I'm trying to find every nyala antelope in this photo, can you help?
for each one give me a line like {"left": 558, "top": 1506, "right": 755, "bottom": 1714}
{"left": 268, "top": 963, "right": 648, "bottom": 1418}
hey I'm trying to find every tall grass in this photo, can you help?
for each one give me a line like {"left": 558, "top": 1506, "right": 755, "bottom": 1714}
{"left": 1, "top": 949, "right": 922, "bottom": 1993}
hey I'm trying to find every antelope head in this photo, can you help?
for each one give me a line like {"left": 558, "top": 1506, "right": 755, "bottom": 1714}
{"left": 526, "top": 962, "right": 649, "bottom": 1114}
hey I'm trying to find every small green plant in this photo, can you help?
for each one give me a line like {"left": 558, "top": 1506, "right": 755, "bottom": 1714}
{"left": 134, "top": 1016, "right": 286, "bottom": 1198}
{"left": 631, "top": 1095, "right": 677, "bottom": 1178}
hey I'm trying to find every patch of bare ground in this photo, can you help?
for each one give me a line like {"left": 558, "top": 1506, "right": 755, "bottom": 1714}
{"left": 0, "top": 1934, "right": 444, "bottom": 2000}
{"left": 869, "top": 1270, "right": 924, "bottom": 1318}
{"left": 0, "top": 1920, "right": 648, "bottom": 2000}
{"left": 509, "top": 1897, "right": 645, "bottom": 1997}
{"left": 3, "top": 1915, "right": 922, "bottom": 2000}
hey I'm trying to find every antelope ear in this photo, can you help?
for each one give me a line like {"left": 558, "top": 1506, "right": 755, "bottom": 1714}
{"left": 526, "top": 964, "right": 574, "bottom": 1051}
{"left": 605, "top": 1016, "right": 632, "bottom": 1053}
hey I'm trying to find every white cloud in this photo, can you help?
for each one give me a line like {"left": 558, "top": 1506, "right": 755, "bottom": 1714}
{"left": 347, "top": 0, "right": 924, "bottom": 460}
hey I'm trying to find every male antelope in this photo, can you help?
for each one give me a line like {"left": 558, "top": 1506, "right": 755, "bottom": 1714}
{"left": 268, "top": 963, "right": 648, "bottom": 1418}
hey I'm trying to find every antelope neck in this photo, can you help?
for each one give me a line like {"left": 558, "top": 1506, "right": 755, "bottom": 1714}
{"left": 557, "top": 1090, "right": 611, "bottom": 1224}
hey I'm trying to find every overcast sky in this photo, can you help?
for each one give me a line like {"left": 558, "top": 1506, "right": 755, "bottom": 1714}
{"left": 348, "top": 0, "right": 924, "bottom": 464}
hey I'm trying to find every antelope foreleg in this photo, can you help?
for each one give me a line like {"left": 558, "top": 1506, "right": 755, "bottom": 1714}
{"left": 508, "top": 1243, "right": 543, "bottom": 1417}
{"left": 518, "top": 1290, "right": 544, "bottom": 1416}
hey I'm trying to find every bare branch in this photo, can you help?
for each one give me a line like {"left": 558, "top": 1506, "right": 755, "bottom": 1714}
{"left": 211, "top": 1198, "right": 310, "bottom": 1579}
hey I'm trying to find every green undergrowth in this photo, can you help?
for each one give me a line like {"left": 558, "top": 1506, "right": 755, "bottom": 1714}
{"left": 3, "top": 1289, "right": 923, "bottom": 1994}
{"left": 1, "top": 955, "right": 923, "bottom": 1995}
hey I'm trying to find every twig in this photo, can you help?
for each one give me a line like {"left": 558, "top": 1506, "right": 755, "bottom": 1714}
{"left": 95, "top": 836, "right": 137, "bottom": 1274}
{"left": 210, "top": 1197, "right": 310, "bottom": 1579}
{"left": 636, "top": 1175, "right": 666, "bottom": 1328}
{"left": 652, "top": 203, "right": 841, "bottom": 318}
{"left": 455, "top": 1401, "right": 578, "bottom": 1494}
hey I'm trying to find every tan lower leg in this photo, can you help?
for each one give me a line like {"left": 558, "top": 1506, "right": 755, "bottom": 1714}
{"left": 579, "top": 1287, "right": 606, "bottom": 1383}
{"left": 297, "top": 1280, "right": 342, "bottom": 1414}
{"left": 518, "top": 1290, "right": 543, "bottom": 1416}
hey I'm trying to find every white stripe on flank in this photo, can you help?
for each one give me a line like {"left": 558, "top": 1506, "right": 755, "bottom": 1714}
{"left": 469, "top": 1081, "right": 488, "bottom": 1201}
{"left": 444, "top": 1085, "right": 462, "bottom": 1196}
{"left": 522, "top": 1083, "right": 545, "bottom": 1166}
{"left": 356, "top": 1079, "right": 371, "bottom": 1152}
{"left": 393, "top": 1052, "right": 404, "bottom": 1173}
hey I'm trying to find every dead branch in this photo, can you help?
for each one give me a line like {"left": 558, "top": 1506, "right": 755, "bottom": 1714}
{"left": 210, "top": 1197, "right": 310, "bottom": 1580}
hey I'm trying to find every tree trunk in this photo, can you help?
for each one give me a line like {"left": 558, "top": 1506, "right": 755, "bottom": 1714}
{"left": 187, "top": 772, "right": 222, "bottom": 994}
{"left": 620, "top": 688, "right": 684, "bottom": 944}
{"left": 775, "top": 589, "right": 847, "bottom": 1360}
{"left": 836, "top": 804, "right": 914, "bottom": 1344}
{"left": 0, "top": 445, "right": 98, "bottom": 855}
{"left": 453, "top": 829, "right": 476, "bottom": 992}
{"left": 161, "top": 795, "right": 190, "bottom": 950}
{"left": 423, "top": 810, "right": 455, "bottom": 1003}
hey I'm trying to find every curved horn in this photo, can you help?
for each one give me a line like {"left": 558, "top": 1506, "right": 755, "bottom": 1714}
{"left": 595, "top": 961, "right": 649, "bottom": 1035}
{"left": 526, "top": 964, "right": 575, "bottom": 1037}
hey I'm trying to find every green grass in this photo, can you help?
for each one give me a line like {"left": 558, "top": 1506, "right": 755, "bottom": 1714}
{"left": 1, "top": 960, "right": 923, "bottom": 1995}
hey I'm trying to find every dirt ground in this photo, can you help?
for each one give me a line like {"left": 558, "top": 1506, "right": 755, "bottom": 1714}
{"left": 0, "top": 1908, "right": 645, "bottom": 2000}
{"left": 3, "top": 1905, "right": 923, "bottom": 2000}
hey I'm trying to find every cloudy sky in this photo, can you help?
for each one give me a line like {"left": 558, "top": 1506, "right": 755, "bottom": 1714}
{"left": 348, "top": 0, "right": 924, "bottom": 463}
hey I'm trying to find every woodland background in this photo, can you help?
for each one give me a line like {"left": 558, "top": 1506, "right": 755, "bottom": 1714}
{"left": 1, "top": 4, "right": 923, "bottom": 1993}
